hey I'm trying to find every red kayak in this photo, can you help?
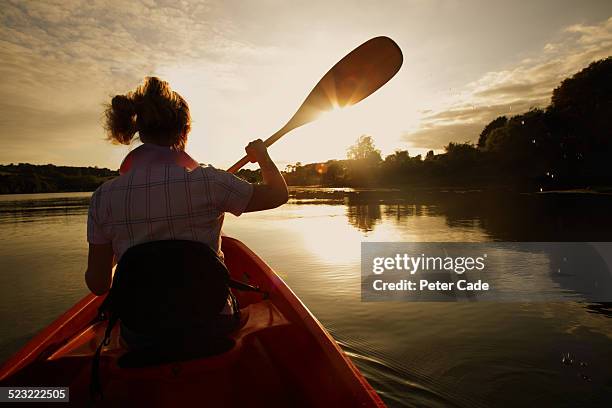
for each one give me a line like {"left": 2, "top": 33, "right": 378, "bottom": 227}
{"left": 0, "top": 237, "right": 384, "bottom": 407}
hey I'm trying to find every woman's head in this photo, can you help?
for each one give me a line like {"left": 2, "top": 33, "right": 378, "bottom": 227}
{"left": 105, "top": 77, "right": 191, "bottom": 150}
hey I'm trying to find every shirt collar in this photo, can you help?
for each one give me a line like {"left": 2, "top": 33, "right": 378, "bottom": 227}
{"left": 119, "top": 143, "right": 200, "bottom": 175}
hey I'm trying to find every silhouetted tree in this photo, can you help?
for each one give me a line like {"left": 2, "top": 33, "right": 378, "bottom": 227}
{"left": 320, "top": 161, "right": 347, "bottom": 186}
{"left": 550, "top": 57, "right": 611, "bottom": 149}
{"left": 548, "top": 57, "right": 612, "bottom": 184}
{"left": 347, "top": 135, "right": 382, "bottom": 163}
{"left": 478, "top": 116, "right": 507, "bottom": 149}
{"left": 384, "top": 150, "right": 410, "bottom": 166}
{"left": 381, "top": 150, "right": 419, "bottom": 185}
{"left": 0, "top": 164, "right": 118, "bottom": 193}
{"left": 236, "top": 169, "right": 262, "bottom": 183}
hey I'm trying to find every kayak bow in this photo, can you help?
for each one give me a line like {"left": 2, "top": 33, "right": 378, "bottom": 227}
{"left": 0, "top": 237, "right": 384, "bottom": 407}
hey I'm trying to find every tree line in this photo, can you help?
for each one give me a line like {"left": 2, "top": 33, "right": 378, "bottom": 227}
{"left": 283, "top": 57, "right": 612, "bottom": 191}
{"left": 0, "top": 163, "right": 118, "bottom": 194}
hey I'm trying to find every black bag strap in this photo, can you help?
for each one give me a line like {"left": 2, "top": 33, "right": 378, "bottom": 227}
{"left": 89, "top": 310, "right": 119, "bottom": 401}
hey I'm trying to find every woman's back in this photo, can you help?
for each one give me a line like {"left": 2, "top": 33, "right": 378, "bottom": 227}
{"left": 88, "top": 143, "right": 253, "bottom": 261}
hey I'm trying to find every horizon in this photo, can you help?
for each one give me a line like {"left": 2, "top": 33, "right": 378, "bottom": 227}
{"left": 1, "top": 1, "right": 611, "bottom": 171}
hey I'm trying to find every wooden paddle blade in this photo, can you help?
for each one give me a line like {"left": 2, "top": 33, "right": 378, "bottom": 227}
{"left": 268, "top": 36, "right": 403, "bottom": 145}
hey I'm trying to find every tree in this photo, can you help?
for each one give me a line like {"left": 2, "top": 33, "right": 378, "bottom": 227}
{"left": 485, "top": 109, "right": 548, "bottom": 155}
{"left": 445, "top": 142, "right": 478, "bottom": 156}
{"left": 321, "top": 161, "right": 346, "bottom": 186}
{"left": 347, "top": 135, "right": 382, "bottom": 163}
{"left": 384, "top": 150, "right": 410, "bottom": 165}
{"left": 478, "top": 116, "right": 507, "bottom": 149}
{"left": 443, "top": 142, "right": 480, "bottom": 169}
{"left": 549, "top": 57, "right": 612, "bottom": 151}
{"left": 484, "top": 109, "right": 558, "bottom": 184}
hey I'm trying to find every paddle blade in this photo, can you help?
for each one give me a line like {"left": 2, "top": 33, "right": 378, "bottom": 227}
{"left": 228, "top": 36, "right": 403, "bottom": 173}
{"left": 277, "top": 36, "right": 403, "bottom": 141}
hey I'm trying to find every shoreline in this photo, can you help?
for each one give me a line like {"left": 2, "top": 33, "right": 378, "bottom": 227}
{"left": 3, "top": 185, "right": 612, "bottom": 197}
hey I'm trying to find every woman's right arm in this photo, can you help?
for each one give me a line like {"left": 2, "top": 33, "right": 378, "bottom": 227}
{"left": 244, "top": 139, "right": 289, "bottom": 212}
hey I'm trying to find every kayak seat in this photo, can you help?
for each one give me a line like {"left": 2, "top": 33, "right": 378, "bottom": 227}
{"left": 117, "top": 336, "right": 236, "bottom": 368}
{"left": 48, "top": 299, "right": 287, "bottom": 361}
{"left": 116, "top": 306, "right": 251, "bottom": 368}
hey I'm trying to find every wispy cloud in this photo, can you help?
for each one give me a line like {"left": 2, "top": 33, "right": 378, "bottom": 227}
{"left": 402, "top": 17, "right": 612, "bottom": 150}
{"left": 0, "top": 0, "right": 277, "bottom": 165}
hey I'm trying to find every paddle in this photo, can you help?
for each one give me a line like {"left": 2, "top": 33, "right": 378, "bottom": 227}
{"left": 227, "top": 36, "right": 403, "bottom": 173}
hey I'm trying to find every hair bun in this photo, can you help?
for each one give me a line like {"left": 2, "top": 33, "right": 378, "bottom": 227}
{"left": 104, "top": 77, "right": 191, "bottom": 149}
{"left": 111, "top": 94, "right": 135, "bottom": 114}
{"left": 105, "top": 94, "right": 138, "bottom": 144}
{"left": 143, "top": 76, "right": 165, "bottom": 97}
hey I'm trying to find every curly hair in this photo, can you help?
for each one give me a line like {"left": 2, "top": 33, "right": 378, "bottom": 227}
{"left": 104, "top": 77, "right": 191, "bottom": 150}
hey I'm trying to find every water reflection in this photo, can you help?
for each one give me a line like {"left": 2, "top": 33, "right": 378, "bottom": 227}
{"left": 300, "top": 190, "right": 612, "bottom": 304}
{"left": 585, "top": 302, "right": 612, "bottom": 318}
{"left": 327, "top": 190, "right": 612, "bottom": 242}
{"left": 0, "top": 192, "right": 90, "bottom": 222}
{"left": 346, "top": 203, "right": 382, "bottom": 232}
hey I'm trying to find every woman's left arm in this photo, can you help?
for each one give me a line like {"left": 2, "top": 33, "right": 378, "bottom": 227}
{"left": 85, "top": 243, "right": 115, "bottom": 295}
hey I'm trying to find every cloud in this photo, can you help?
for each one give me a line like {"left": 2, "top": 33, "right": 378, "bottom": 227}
{"left": 402, "top": 17, "right": 612, "bottom": 150}
{"left": 408, "top": 99, "right": 548, "bottom": 150}
{"left": 406, "top": 122, "right": 485, "bottom": 150}
{"left": 0, "top": 0, "right": 280, "bottom": 165}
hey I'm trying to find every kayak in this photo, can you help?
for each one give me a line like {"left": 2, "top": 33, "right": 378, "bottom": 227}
{"left": 0, "top": 237, "right": 385, "bottom": 407}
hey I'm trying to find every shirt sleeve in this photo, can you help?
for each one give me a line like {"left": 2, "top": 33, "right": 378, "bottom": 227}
{"left": 208, "top": 166, "right": 254, "bottom": 216}
{"left": 87, "top": 189, "right": 111, "bottom": 244}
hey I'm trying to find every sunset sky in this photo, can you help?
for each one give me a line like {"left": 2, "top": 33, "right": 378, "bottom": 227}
{"left": 1, "top": 0, "right": 611, "bottom": 170}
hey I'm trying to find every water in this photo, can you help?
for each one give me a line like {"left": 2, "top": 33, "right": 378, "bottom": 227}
{"left": 1, "top": 190, "right": 611, "bottom": 406}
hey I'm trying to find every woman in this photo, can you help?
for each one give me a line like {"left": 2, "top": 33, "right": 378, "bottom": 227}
{"left": 85, "top": 76, "right": 288, "bottom": 345}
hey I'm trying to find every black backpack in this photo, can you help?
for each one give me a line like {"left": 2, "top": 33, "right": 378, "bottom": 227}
{"left": 106, "top": 240, "right": 233, "bottom": 333}
{"left": 90, "top": 240, "right": 263, "bottom": 399}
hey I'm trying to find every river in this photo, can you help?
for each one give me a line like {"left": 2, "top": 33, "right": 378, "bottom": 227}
{"left": 0, "top": 189, "right": 611, "bottom": 407}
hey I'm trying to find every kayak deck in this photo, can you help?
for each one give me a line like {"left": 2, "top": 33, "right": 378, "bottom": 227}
{"left": 0, "top": 237, "right": 384, "bottom": 407}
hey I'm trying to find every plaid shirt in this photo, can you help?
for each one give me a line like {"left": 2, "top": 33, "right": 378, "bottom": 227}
{"left": 87, "top": 144, "right": 253, "bottom": 262}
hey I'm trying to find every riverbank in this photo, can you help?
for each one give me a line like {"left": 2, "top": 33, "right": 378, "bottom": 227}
{"left": 0, "top": 164, "right": 117, "bottom": 194}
